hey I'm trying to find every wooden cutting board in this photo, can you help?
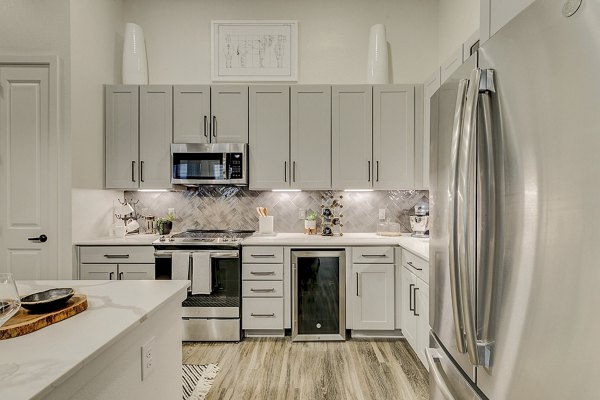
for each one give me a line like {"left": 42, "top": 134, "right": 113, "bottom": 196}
{"left": 0, "top": 294, "right": 88, "bottom": 340}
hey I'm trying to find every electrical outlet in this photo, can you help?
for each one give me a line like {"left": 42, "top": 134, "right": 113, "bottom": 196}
{"left": 141, "top": 337, "right": 155, "bottom": 381}
{"left": 379, "top": 209, "right": 386, "bottom": 220}
{"left": 299, "top": 209, "right": 306, "bottom": 220}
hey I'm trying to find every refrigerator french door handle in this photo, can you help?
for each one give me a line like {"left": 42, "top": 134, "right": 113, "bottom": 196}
{"left": 448, "top": 78, "right": 469, "bottom": 355}
{"left": 476, "top": 69, "right": 499, "bottom": 369}
{"left": 425, "top": 348, "right": 458, "bottom": 400}
{"left": 457, "top": 68, "right": 481, "bottom": 367}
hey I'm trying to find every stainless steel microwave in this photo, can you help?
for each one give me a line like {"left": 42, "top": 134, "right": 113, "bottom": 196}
{"left": 171, "top": 143, "right": 248, "bottom": 186}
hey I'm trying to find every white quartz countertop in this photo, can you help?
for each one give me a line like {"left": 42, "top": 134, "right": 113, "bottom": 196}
{"left": 74, "top": 232, "right": 429, "bottom": 260}
{"left": 242, "top": 233, "right": 429, "bottom": 260}
{"left": 74, "top": 234, "right": 159, "bottom": 246}
{"left": 0, "top": 280, "right": 189, "bottom": 400}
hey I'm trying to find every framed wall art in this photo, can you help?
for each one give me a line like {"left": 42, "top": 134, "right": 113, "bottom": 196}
{"left": 211, "top": 20, "right": 298, "bottom": 82}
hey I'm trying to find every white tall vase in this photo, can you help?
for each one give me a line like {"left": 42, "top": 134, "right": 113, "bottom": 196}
{"left": 122, "top": 23, "right": 149, "bottom": 84}
{"left": 367, "top": 24, "right": 390, "bottom": 84}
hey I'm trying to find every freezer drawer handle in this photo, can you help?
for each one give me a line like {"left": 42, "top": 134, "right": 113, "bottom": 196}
{"left": 425, "top": 348, "right": 458, "bottom": 400}
{"left": 250, "top": 313, "right": 275, "bottom": 318}
{"left": 406, "top": 261, "right": 423, "bottom": 271}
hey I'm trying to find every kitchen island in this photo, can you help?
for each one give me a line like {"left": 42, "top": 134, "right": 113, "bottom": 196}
{"left": 0, "top": 280, "right": 189, "bottom": 400}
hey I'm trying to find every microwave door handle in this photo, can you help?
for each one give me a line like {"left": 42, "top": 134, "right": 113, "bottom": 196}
{"left": 448, "top": 77, "right": 469, "bottom": 355}
{"left": 457, "top": 68, "right": 481, "bottom": 367}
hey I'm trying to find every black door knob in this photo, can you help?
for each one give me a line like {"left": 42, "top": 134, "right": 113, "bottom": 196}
{"left": 28, "top": 234, "right": 48, "bottom": 243}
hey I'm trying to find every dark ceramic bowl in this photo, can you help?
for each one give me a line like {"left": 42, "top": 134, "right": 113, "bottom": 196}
{"left": 20, "top": 288, "right": 75, "bottom": 313}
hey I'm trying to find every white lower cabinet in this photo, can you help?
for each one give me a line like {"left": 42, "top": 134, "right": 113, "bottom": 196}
{"left": 401, "top": 248, "right": 430, "bottom": 369}
{"left": 242, "top": 298, "right": 284, "bottom": 330}
{"left": 80, "top": 262, "right": 155, "bottom": 280}
{"left": 242, "top": 246, "right": 285, "bottom": 335}
{"left": 78, "top": 246, "right": 155, "bottom": 280}
{"left": 352, "top": 263, "right": 395, "bottom": 330}
{"left": 401, "top": 267, "right": 417, "bottom": 347}
{"left": 351, "top": 246, "right": 395, "bottom": 332}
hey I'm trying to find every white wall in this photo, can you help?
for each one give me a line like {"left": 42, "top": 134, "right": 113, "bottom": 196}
{"left": 70, "top": 0, "right": 125, "bottom": 243}
{"left": 438, "top": 0, "right": 479, "bottom": 63}
{"left": 0, "top": 0, "right": 73, "bottom": 278}
{"left": 71, "top": 0, "right": 123, "bottom": 190}
{"left": 122, "top": 0, "right": 439, "bottom": 84}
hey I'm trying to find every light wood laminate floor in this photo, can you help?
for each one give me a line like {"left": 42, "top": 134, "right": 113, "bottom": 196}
{"left": 182, "top": 338, "right": 429, "bottom": 400}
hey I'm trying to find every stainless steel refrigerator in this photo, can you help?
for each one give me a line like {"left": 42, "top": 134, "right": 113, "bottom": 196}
{"left": 428, "top": 0, "right": 600, "bottom": 398}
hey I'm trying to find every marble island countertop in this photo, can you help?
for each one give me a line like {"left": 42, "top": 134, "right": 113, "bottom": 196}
{"left": 74, "top": 232, "right": 429, "bottom": 260}
{"left": 0, "top": 280, "right": 189, "bottom": 400}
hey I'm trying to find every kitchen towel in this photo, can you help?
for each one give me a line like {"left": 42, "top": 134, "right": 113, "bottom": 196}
{"left": 191, "top": 252, "right": 212, "bottom": 295}
{"left": 172, "top": 252, "right": 190, "bottom": 280}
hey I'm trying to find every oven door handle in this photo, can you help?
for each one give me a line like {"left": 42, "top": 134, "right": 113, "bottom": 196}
{"left": 154, "top": 250, "right": 174, "bottom": 259}
{"left": 208, "top": 252, "right": 239, "bottom": 259}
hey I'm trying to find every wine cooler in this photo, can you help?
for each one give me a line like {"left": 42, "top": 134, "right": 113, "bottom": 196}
{"left": 291, "top": 250, "right": 346, "bottom": 341}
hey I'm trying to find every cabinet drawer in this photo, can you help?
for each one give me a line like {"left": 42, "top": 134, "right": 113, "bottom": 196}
{"left": 80, "top": 246, "right": 155, "bottom": 264}
{"left": 242, "top": 298, "right": 284, "bottom": 329}
{"left": 242, "top": 246, "right": 284, "bottom": 263}
{"left": 352, "top": 247, "right": 394, "bottom": 264}
{"left": 243, "top": 281, "right": 284, "bottom": 297}
{"left": 403, "top": 249, "right": 429, "bottom": 283}
{"left": 242, "top": 263, "right": 283, "bottom": 280}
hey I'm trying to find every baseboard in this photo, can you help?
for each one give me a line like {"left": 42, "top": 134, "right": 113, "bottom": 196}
{"left": 350, "top": 329, "right": 404, "bottom": 339}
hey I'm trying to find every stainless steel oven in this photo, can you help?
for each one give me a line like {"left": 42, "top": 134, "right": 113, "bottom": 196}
{"left": 171, "top": 143, "right": 247, "bottom": 186}
{"left": 154, "top": 248, "right": 241, "bottom": 341}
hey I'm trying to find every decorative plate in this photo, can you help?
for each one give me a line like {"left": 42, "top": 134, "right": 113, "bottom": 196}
{"left": 20, "top": 288, "right": 75, "bottom": 313}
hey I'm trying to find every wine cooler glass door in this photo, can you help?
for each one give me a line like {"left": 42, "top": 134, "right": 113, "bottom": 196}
{"left": 292, "top": 250, "right": 346, "bottom": 341}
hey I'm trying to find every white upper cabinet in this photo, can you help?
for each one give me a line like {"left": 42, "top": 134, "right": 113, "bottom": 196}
{"left": 290, "top": 85, "right": 331, "bottom": 190}
{"left": 481, "top": 0, "right": 535, "bottom": 43}
{"left": 210, "top": 85, "right": 249, "bottom": 143}
{"left": 373, "top": 85, "right": 415, "bottom": 190}
{"left": 440, "top": 46, "right": 464, "bottom": 85}
{"left": 173, "top": 85, "right": 210, "bottom": 144}
{"left": 139, "top": 85, "right": 172, "bottom": 189}
{"left": 422, "top": 70, "right": 441, "bottom": 189}
{"left": 105, "top": 85, "right": 171, "bottom": 190}
{"left": 105, "top": 85, "right": 139, "bottom": 190}
{"left": 332, "top": 85, "right": 373, "bottom": 190}
{"left": 249, "top": 85, "right": 290, "bottom": 190}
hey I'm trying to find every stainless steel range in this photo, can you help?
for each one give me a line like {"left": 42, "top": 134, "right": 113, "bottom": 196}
{"left": 153, "top": 229, "right": 254, "bottom": 341}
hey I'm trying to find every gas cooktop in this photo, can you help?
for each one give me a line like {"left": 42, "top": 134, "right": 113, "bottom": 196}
{"left": 153, "top": 229, "right": 255, "bottom": 247}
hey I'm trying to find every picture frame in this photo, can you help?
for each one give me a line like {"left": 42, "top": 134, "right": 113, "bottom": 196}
{"left": 211, "top": 20, "right": 298, "bottom": 82}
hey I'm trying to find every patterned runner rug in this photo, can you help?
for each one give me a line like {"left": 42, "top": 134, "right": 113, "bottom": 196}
{"left": 182, "top": 364, "right": 220, "bottom": 400}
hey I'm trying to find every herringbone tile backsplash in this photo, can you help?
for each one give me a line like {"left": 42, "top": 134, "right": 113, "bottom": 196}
{"left": 126, "top": 188, "right": 428, "bottom": 234}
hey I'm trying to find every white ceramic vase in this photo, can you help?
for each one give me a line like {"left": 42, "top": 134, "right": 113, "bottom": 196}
{"left": 367, "top": 24, "right": 390, "bottom": 84}
{"left": 122, "top": 22, "right": 149, "bottom": 84}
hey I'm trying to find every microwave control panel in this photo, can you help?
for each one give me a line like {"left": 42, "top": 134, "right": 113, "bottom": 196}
{"left": 227, "top": 153, "right": 244, "bottom": 179}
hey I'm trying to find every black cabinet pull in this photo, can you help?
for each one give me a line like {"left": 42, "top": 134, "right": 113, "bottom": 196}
{"left": 140, "top": 160, "right": 144, "bottom": 183}
{"left": 131, "top": 161, "right": 136, "bottom": 182}
{"left": 414, "top": 287, "right": 420, "bottom": 316}
{"left": 409, "top": 283, "right": 415, "bottom": 312}
{"left": 204, "top": 115, "right": 208, "bottom": 137}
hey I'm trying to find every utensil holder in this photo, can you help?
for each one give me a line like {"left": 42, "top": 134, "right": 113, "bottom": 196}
{"left": 259, "top": 216, "right": 274, "bottom": 234}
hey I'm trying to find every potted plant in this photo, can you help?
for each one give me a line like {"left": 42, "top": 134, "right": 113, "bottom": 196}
{"left": 304, "top": 210, "right": 318, "bottom": 235}
{"left": 156, "top": 213, "right": 175, "bottom": 235}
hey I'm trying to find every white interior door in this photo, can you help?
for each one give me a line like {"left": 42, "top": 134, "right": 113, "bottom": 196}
{"left": 0, "top": 64, "right": 58, "bottom": 279}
